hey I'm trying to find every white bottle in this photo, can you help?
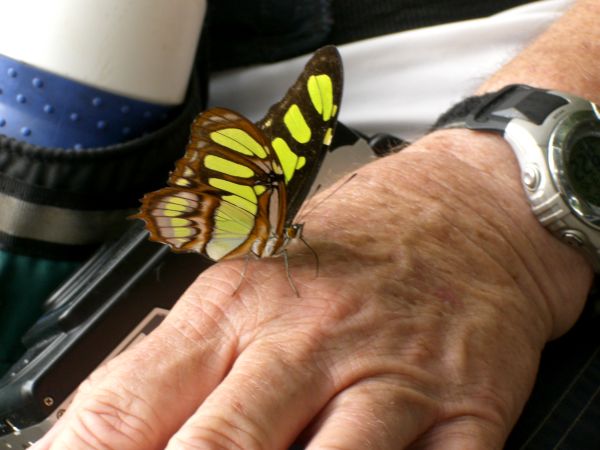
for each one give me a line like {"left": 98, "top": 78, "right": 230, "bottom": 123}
{"left": 0, "top": 0, "right": 206, "bottom": 148}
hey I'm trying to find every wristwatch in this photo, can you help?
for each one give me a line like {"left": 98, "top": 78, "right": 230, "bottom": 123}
{"left": 435, "top": 84, "right": 600, "bottom": 272}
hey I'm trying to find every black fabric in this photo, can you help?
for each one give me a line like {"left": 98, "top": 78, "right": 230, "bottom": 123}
{"left": 1, "top": 170, "right": 137, "bottom": 211}
{"left": 328, "top": 0, "right": 536, "bottom": 45}
{"left": 206, "top": 0, "right": 535, "bottom": 69}
{"left": 205, "top": 0, "right": 333, "bottom": 70}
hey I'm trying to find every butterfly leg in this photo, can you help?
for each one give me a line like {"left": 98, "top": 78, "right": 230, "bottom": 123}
{"left": 232, "top": 253, "right": 251, "bottom": 296}
{"left": 299, "top": 235, "right": 319, "bottom": 278}
{"left": 283, "top": 250, "right": 300, "bottom": 297}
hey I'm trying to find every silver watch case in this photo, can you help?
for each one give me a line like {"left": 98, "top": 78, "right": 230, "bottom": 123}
{"left": 504, "top": 91, "right": 600, "bottom": 271}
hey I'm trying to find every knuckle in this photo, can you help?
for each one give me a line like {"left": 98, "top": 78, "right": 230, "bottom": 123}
{"left": 168, "top": 415, "right": 266, "bottom": 450}
{"left": 166, "top": 285, "right": 239, "bottom": 347}
{"left": 65, "top": 387, "right": 157, "bottom": 449}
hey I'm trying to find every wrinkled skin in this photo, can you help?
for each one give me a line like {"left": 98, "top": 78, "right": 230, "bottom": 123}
{"left": 33, "top": 1, "right": 597, "bottom": 448}
{"left": 33, "top": 131, "right": 591, "bottom": 450}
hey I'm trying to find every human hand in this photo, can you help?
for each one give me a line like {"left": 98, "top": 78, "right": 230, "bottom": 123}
{"left": 32, "top": 129, "right": 591, "bottom": 450}
{"left": 31, "top": 2, "right": 600, "bottom": 447}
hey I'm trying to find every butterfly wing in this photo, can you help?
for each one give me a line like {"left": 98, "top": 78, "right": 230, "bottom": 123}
{"left": 256, "top": 45, "right": 343, "bottom": 223}
{"left": 134, "top": 108, "right": 276, "bottom": 260}
{"left": 170, "top": 107, "right": 277, "bottom": 189}
{"left": 135, "top": 46, "right": 344, "bottom": 260}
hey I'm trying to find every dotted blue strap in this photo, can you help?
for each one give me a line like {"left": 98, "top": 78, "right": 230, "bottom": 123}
{"left": 0, "top": 53, "right": 177, "bottom": 149}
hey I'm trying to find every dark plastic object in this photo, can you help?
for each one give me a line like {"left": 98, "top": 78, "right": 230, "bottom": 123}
{"left": 0, "top": 222, "right": 210, "bottom": 434}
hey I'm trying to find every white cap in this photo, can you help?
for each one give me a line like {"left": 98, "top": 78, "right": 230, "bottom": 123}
{"left": 0, "top": 0, "right": 206, "bottom": 105}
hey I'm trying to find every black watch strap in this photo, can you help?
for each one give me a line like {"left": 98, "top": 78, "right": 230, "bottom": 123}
{"left": 433, "top": 84, "right": 569, "bottom": 133}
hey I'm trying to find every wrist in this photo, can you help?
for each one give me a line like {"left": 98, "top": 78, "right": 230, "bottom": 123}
{"left": 432, "top": 0, "right": 600, "bottom": 338}
{"left": 311, "top": 139, "right": 533, "bottom": 348}
{"left": 400, "top": 129, "right": 593, "bottom": 339}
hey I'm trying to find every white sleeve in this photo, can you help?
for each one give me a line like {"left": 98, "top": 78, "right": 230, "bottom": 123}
{"left": 209, "top": 0, "right": 573, "bottom": 140}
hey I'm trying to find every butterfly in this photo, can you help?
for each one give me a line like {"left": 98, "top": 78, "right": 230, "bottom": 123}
{"left": 133, "top": 46, "right": 343, "bottom": 292}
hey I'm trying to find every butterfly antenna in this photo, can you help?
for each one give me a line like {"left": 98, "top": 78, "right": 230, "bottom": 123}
{"left": 293, "top": 173, "right": 356, "bottom": 280}
{"left": 297, "top": 173, "right": 357, "bottom": 223}
{"left": 294, "top": 183, "right": 323, "bottom": 224}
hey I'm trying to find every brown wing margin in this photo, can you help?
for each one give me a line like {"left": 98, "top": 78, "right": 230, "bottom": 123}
{"left": 132, "top": 187, "right": 217, "bottom": 254}
{"left": 168, "top": 108, "right": 277, "bottom": 190}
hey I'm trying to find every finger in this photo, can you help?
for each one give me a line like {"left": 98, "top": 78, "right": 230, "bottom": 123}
{"left": 407, "top": 416, "right": 507, "bottom": 450}
{"left": 165, "top": 338, "right": 336, "bottom": 450}
{"left": 31, "top": 418, "right": 66, "bottom": 449}
{"left": 303, "top": 375, "right": 438, "bottom": 450}
{"left": 37, "top": 275, "right": 240, "bottom": 450}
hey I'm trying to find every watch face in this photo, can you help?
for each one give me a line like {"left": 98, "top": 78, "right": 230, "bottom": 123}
{"left": 567, "top": 134, "right": 600, "bottom": 207}
{"left": 550, "top": 108, "right": 600, "bottom": 228}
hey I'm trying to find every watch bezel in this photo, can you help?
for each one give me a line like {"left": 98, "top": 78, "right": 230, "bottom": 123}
{"left": 548, "top": 108, "right": 600, "bottom": 230}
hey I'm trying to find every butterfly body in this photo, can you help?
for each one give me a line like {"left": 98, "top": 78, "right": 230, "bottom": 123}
{"left": 134, "top": 46, "right": 342, "bottom": 268}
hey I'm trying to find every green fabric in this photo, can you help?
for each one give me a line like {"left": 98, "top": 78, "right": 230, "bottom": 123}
{"left": 0, "top": 250, "right": 79, "bottom": 376}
